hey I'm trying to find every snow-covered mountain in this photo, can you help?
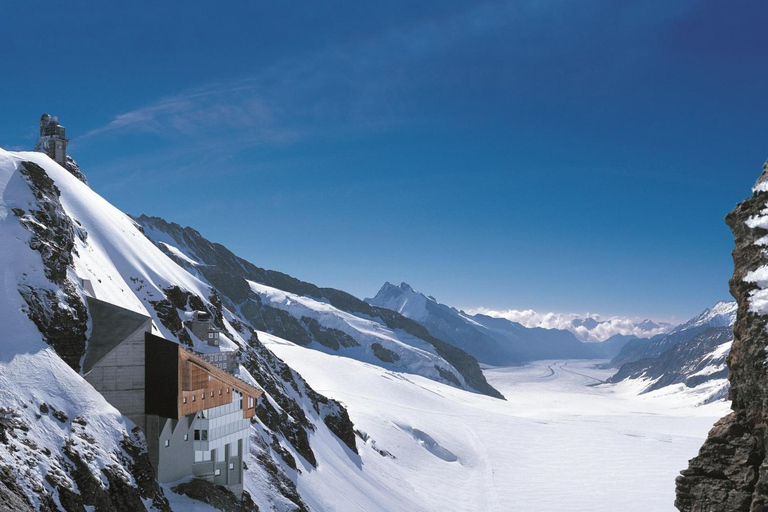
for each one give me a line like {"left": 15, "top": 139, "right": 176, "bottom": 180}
{"left": 365, "top": 281, "right": 598, "bottom": 365}
{"left": 134, "top": 216, "right": 502, "bottom": 399}
{"left": 1, "top": 149, "right": 460, "bottom": 511}
{"left": 670, "top": 301, "right": 737, "bottom": 333}
{"left": 607, "top": 327, "right": 732, "bottom": 404}
{"left": 610, "top": 301, "right": 736, "bottom": 368}
{"left": 605, "top": 302, "right": 736, "bottom": 404}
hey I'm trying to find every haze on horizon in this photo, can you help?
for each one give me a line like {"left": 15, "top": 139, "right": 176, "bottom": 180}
{"left": 3, "top": 1, "right": 768, "bottom": 321}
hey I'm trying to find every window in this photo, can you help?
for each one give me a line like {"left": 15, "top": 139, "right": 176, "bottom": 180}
{"left": 218, "top": 389, "right": 222, "bottom": 396}
{"left": 214, "top": 469, "right": 221, "bottom": 476}
{"left": 192, "top": 395, "right": 196, "bottom": 402}
{"left": 202, "top": 393, "right": 205, "bottom": 400}
{"left": 194, "top": 430, "right": 200, "bottom": 441}
{"left": 183, "top": 434, "right": 188, "bottom": 441}
{"left": 183, "top": 397, "right": 187, "bottom": 404}
{"left": 164, "top": 440, "right": 169, "bottom": 447}
{"left": 211, "top": 391, "right": 214, "bottom": 397}
{"left": 226, "top": 388, "right": 230, "bottom": 394}
{"left": 229, "top": 463, "right": 235, "bottom": 470}
{"left": 208, "top": 333, "right": 214, "bottom": 339}
{"left": 194, "top": 450, "right": 212, "bottom": 463}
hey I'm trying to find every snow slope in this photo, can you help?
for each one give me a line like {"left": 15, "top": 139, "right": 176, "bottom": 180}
{"left": 672, "top": 301, "right": 737, "bottom": 333}
{"left": 0, "top": 150, "right": 178, "bottom": 509}
{"left": 263, "top": 332, "right": 727, "bottom": 512}
{"left": 611, "top": 301, "right": 736, "bottom": 368}
{"left": 608, "top": 326, "right": 733, "bottom": 404}
{"left": 249, "top": 281, "right": 470, "bottom": 389}
{"left": 0, "top": 150, "right": 364, "bottom": 510}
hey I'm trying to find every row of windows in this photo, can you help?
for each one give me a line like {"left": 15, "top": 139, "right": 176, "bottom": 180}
{"left": 194, "top": 450, "right": 239, "bottom": 469}
{"left": 208, "top": 418, "right": 250, "bottom": 441}
{"left": 183, "top": 387, "right": 230, "bottom": 404}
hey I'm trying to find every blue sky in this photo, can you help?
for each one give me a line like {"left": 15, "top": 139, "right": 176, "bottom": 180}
{"left": 2, "top": 0, "right": 768, "bottom": 321}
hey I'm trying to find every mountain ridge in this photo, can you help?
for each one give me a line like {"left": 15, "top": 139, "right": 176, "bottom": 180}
{"left": 134, "top": 215, "right": 503, "bottom": 399}
{"left": 366, "top": 281, "right": 600, "bottom": 365}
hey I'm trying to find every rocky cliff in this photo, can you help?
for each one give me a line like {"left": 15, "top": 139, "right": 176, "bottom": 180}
{"left": 676, "top": 162, "right": 768, "bottom": 510}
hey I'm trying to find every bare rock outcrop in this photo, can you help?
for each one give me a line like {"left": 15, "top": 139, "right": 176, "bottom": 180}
{"left": 676, "top": 162, "right": 768, "bottom": 510}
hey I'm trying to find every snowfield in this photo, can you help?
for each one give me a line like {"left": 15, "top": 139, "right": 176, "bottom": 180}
{"left": 261, "top": 332, "right": 728, "bottom": 512}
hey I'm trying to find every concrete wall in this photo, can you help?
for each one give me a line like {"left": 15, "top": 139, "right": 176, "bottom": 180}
{"left": 85, "top": 320, "right": 151, "bottom": 430}
{"left": 152, "top": 415, "right": 196, "bottom": 483}
{"left": 54, "top": 139, "right": 67, "bottom": 165}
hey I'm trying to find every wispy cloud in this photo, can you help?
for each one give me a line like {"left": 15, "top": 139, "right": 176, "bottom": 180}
{"left": 74, "top": 0, "right": 696, "bottom": 190}
{"left": 79, "top": 81, "right": 299, "bottom": 144}
{"left": 75, "top": 1, "right": 535, "bottom": 151}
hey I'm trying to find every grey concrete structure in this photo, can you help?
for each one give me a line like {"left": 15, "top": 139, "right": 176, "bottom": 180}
{"left": 188, "top": 310, "right": 221, "bottom": 347}
{"left": 83, "top": 297, "right": 255, "bottom": 497}
{"left": 35, "top": 114, "right": 68, "bottom": 166}
{"left": 83, "top": 297, "right": 152, "bottom": 431}
{"left": 149, "top": 394, "right": 249, "bottom": 493}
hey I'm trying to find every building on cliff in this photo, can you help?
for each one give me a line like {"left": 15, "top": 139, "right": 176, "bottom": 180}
{"left": 81, "top": 293, "right": 261, "bottom": 497}
{"left": 187, "top": 310, "right": 238, "bottom": 371}
{"left": 35, "top": 114, "right": 68, "bottom": 166}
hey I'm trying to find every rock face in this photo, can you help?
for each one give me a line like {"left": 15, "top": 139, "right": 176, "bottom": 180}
{"left": 15, "top": 161, "right": 88, "bottom": 371}
{"left": 675, "top": 163, "right": 768, "bottom": 510}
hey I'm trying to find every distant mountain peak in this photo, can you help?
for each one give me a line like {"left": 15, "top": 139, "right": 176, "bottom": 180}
{"left": 673, "top": 301, "right": 737, "bottom": 333}
{"left": 367, "top": 281, "right": 598, "bottom": 364}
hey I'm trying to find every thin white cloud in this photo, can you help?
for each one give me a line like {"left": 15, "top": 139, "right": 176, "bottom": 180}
{"left": 74, "top": 1, "right": 542, "bottom": 149}
{"left": 467, "top": 307, "right": 674, "bottom": 342}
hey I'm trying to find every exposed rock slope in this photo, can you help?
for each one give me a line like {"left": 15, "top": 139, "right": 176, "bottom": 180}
{"left": 676, "top": 163, "right": 768, "bottom": 510}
